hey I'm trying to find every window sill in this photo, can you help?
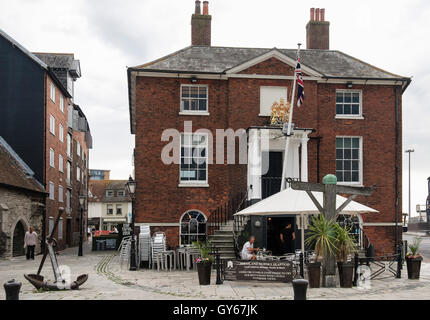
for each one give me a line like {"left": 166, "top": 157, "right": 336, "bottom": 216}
{"left": 335, "top": 115, "right": 364, "bottom": 120}
{"left": 179, "top": 111, "right": 210, "bottom": 116}
{"left": 178, "top": 183, "right": 209, "bottom": 188}
{"left": 258, "top": 114, "right": 270, "bottom": 117}
{"left": 337, "top": 182, "right": 363, "bottom": 187}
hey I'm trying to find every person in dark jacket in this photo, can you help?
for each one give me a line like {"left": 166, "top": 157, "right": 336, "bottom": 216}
{"left": 280, "top": 224, "right": 295, "bottom": 254}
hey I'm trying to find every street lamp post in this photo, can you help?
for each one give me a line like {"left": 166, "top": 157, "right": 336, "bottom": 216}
{"left": 126, "top": 176, "right": 137, "bottom": 271}
{"left": 405, "top": 149, "right": 415, "bottom": 223}
{"left": 78, "top": 194, "right": 85, "bottom": 257}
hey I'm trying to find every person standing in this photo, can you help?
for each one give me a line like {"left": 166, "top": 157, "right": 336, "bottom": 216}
{"left": 24, "top": 227, "right": 38, "bottom": 260}
{"left": 280, "top": 224, "right": 295, "bottom": 254}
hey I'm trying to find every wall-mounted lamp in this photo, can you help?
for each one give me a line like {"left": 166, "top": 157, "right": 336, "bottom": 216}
{"left": 347, "top": 81, "right": 353, "bottom": 89}
{"left": 254, "top": 220, "right": 261, "bottom": 228}
{"left": 190, "top": 76, "right": 198, "bottom": 83}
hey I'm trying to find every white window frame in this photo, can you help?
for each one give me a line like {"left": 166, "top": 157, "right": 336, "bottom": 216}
{"left": 107, "top": 204, "right": 113, "bottom": 215}
{"left": 179, "top": 133, "right": 209, "bottom": 187}
{"left": 106, "top": 190, "right": 114, "bottom": 197}
{"left": 336, "top": 136, "right": 363, "bottom": 186}
{"left": 67, "top": 134, "right": 72, "bottom": 157}
{"left": 50, "top": 82, "right": 56, "bottom": 103}
{"left": 179, "top": 84, "right": 209, "bottom": 115}
{"left": 335, "top": 89, "right": 364, "bottom": 119}
{"left": 49, "top": 115, "right": 55, "bottom": 135}
{"left": 49, "top": 148, "right": 55, "bottom": 168}
{"left": 49, "top": 181, "right": 55, "bottom": 200}
{"left": 77, "top": 141, "right": 81, "bottom": 157}
{"left": 66, "top": 161, "right": 71, "bottom": 183}
{"left": 59, "top": 124, "right": 64, "bottom": 142}
{"left": 58, "top": 185, "right": 64, "bottom": 203}
{"left": 77, "top": 166, "right": 81, "bottom": 181}
{"left": 117, "top": 190, "right": 125, "bottom": 197}
{"left": 179, "top": 210, "right": 207, "bottom": 246}
{"left": 59, "top": 155, "right": 64, "bottom": 172}
{"left": 116, "top": 204, "right": 122, "bottom": 215}
{"left": 60, "top": 95, "right": 64, "bottom": 112}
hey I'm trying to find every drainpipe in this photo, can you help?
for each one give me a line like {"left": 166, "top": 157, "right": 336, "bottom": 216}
{"left": 309, "top": 136, "right": 322, "bottom": 182}
{"left": 394, "top": 86, "right": 400, "bottom": 254}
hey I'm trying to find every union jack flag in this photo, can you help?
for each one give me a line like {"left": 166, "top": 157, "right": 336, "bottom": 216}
{"left": 296, "top": 58, "right": 304, "bottom": 107}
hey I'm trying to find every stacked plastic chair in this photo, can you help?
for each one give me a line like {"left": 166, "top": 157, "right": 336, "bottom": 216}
{"left": 118, "top": 236, "right": 132, "bottom": 270}
{"left": 139, "top": 225, "right": 152, "bottom": 267}
{"left": 151, "top": 232, "right": 167, "bottom": 271}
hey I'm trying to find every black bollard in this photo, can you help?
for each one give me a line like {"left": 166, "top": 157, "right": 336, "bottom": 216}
{"left": 299, "top": 253, "right": 304, "bottom": 279}
{"left": 216, "top": 249, "right": 223, "bottom": 285}
{"left": 3, "top": 279, "right": 22, "bottom": 300}
{"left": 292, "top": 279, "right": 308, "bottom": 300}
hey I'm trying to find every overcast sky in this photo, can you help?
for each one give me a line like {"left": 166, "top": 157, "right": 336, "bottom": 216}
{"left": 1, "top": 0, "right": 429, "bottom": 216}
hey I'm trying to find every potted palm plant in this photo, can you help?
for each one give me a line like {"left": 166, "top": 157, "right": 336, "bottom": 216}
{"left": 193, "top": 240, "right": 214, "bottom": 285}
{"left": 406, "top": 237, "right": 423, "bottom": 279}
{"left": 305, "top": 215, "right": 337, "bottom": 288}
{"left": 334, "top": 223, "right": 358, "bottom": 288}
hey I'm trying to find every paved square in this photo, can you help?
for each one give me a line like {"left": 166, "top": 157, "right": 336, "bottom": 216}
{"left": 1, "top": 243, "right": 429, "bottom": 300}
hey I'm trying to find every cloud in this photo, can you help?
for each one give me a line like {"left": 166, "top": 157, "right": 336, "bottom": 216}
{"left": 0, "top": 0, "right": 428, "bottom": 213}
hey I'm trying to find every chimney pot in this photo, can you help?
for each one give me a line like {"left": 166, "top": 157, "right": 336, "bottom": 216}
{"left": 321, "top": 8, "right": 325, "bottom": 21}
{"left": 195, "top": 0, "right": 201, "bottom": 14}
{"left": 315, "top": 8, "right": 320, "bottom": 21}
{"left": 310, "top": 8, "right": 315, "bottom": 21}
{"left": 203, "top": 1, "right": 209, "bottom": 15}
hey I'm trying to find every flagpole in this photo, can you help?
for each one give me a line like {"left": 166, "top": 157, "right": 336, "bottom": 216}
{"left": 280, "top": 43, "right": 301, "bottom": 191}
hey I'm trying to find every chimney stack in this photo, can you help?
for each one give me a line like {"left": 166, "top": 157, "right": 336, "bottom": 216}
{"left": 191, "top": 0, "right": 212, "bottom": 46}
{"left": 306, "top": 8, "right": 330, "bottom": 50}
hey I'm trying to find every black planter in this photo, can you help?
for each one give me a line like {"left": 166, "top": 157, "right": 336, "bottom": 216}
{"left": 197, "top": 261, "right": 212, "bottom": 285}
{"left": 307, "top": 262, "right": 321, "bottom": 288}
{"left": 292, "top": 279, "right": 308, "bottom": 300}
{"left": 406, "top": 257, "right": 422, "bottom": 279}
{"left": 337, "top": 262, "right": 354, "bottom": 288}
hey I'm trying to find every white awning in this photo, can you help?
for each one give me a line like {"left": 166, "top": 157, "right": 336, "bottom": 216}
{"left": 235, "top": 187, "right": 379, "bottom": 216}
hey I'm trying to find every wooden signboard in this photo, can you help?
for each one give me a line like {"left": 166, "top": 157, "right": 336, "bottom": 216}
{"left": 224, "top": 260, "right": 293, "bottom": 283}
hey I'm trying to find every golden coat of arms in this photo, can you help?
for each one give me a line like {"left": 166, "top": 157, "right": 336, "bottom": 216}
{"left": 270, "top": 98, "right": 291, "bottom": 126}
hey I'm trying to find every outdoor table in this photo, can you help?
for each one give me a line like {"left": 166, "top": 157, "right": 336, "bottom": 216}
{"left": 177, "top": 247, "right": 187, "bottom": 270}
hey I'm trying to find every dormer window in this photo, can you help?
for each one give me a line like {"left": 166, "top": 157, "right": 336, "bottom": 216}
{"left": 117, "top": 190, "right": 125, "bottom": 197}
{"left": 106, "top": 190, "right": 114, "bottom": 197}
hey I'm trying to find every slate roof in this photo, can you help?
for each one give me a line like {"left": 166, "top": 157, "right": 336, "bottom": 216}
{"left": 0, "top": 137, "right": 45, "bottom": 194}
{"left": 134, "top": 46, "right": 408, "bottom": 80}
{"left": 89, "top": 180, "right": 131, "bottom": 203}
{"left": 34, "top": 52, "right": 81, "bottom": 77}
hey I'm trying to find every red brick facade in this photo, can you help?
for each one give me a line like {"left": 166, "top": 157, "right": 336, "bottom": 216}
{"left": 133, "top": 56, "right": 403, "bottom": 254}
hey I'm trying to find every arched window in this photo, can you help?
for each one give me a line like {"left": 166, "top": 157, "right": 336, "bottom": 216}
{"left": 180, "top": 210, "right": 207, "bottom": 245}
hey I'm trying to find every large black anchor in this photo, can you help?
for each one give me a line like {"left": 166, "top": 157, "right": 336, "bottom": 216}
{"left": 24, "top": 210, "right": 88, "bottom": 291}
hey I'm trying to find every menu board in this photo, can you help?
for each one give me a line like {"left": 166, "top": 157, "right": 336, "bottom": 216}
{"left": 224, "top": 260, "right": 293, "bottom": 282}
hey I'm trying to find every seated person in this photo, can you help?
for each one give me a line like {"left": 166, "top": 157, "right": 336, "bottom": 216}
{"left": 241, "top": 236, "right": 259, "bottom": 260}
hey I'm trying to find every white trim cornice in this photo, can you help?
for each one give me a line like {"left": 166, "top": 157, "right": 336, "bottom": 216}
{"left": 224, "top": 49, "right": 323, "bottom": 78}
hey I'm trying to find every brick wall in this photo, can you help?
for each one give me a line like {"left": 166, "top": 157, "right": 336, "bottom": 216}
{"left": 44, "top": 74, "right": 70, "bottom": 250}
{"left": 134, "top": 58, "right": 402, "bottom": 254}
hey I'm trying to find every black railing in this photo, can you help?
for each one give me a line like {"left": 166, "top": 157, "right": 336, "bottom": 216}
{"left": 207, "top": 191, "right": 248, "bottom": 236}
{"left": 262, "top": 177, "right": 282, "bottom": 199}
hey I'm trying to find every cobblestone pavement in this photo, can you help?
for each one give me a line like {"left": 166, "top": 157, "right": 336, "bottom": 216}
{"left": 1, "top": 243, "right": 430, "bottom": 300}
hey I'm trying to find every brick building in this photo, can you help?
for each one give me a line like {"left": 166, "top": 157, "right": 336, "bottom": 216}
{"left": 127, "top": 3, "right": 411, "bottom": 255}
{"left": 0, "top": 29, "right": 92, "bottom": 251}
{"left": 0, "top": 137, "right": 46, "bottom": 258}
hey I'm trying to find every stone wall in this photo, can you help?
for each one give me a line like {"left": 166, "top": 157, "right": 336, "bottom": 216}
{"left": 0, "top": 186, "right": 44, "bottom": 259}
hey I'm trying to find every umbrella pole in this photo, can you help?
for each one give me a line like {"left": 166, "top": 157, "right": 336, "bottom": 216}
{"left": 301, "top": 213, "right": 305, "bottom": 255}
